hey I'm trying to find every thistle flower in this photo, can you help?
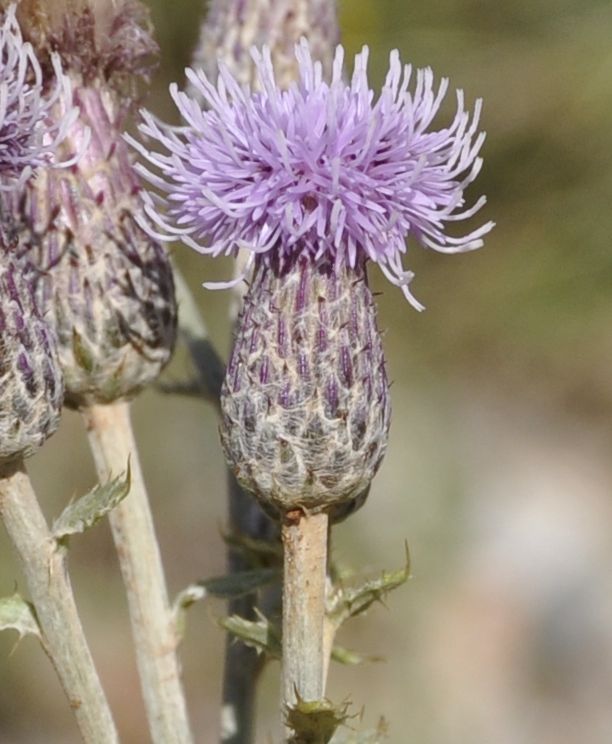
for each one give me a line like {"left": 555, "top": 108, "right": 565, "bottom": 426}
{"left": 0, "top": 3, "right": 78, "bottom": 190}
{"left": 130, "top": 39, "right": 492, "bottom": 310}
{"left": 12, "top": 0, "right": 176, "bottom": 409}
{"left": 130, "top": 40, "right": 492, "bottom": 515}
{"left": 0, "top": 3, "right": 76, "bottom": 462}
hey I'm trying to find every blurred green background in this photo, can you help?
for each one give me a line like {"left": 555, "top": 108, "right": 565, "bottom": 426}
{"left": 3, "top": 0, "right": 612, "bottom": 741}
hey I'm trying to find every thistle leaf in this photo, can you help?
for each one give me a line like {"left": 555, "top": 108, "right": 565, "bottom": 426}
{"left": 52, "top": 463, "right": 131, "bottom": 540}
{"left": 221, "top": 611, "right": 281, "bottom": 659}
{"left": 0, "top": 592, "right": 40, "bottom": 640}
{"left": 327, "top": 544, "right": 410, "bottom": 628}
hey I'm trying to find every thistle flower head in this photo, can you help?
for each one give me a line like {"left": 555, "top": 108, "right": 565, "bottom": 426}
{"left": 0, "top": 3, "right": 77, "bottom": 190}
{"left": 0, "top": 2, "right": 172, "bottom": 410}
{"left": 13, "top": 82, "right": 177, "bottom": 409}
{"left": 130, "top": 39, "right": 493, "bottom": 309}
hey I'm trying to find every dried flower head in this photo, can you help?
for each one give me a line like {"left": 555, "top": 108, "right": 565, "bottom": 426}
{"left": 14, "top": 0, "right": 158, "bottom": 97}
{"left": 0, "top": 3, "right": 78, "bottom": 190}
{"left": 130, "top": 39, "right": 493, "bottom": 309}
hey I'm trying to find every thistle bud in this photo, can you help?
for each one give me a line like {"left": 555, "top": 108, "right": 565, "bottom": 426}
{"left": 221, "top": 257, "right": 389, "bottom": 516}
{"left": 13, "top": 0, "right": 176, "bottom": 408}
{"left": 0, "top": 254, "right": 63, "bottom": 463}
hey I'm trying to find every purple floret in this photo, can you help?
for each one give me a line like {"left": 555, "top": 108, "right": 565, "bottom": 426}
{"left": 0, "top": 4, "right": 79, "bottom": 190}
{"left": 129, "top": 39, "right": 493, "bottom": 309}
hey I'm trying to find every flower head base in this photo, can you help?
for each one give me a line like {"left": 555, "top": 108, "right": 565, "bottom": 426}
{"left": 0, "top": 4, "right": 78, "bottom": 190}
{"left": 130, "top": 39, "right": 493, "bottom": 309}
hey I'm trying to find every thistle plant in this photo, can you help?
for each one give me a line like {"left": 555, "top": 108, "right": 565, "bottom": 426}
{"left": 129, "top": 33, "right": 492, "bottom": 736}
{"left": 0, "top": 5, "right": 118, "bottom": 741}
{"left": 9, "top": 1, "right": 192, "bottom": 742}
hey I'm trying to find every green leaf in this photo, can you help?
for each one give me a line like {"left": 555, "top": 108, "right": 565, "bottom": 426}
{"left": 0, "top": 592, "right": 40, "bottom": 640}
{"left": 221, "top": 611, "right": 281, "bottom": 659}
{"left": 202, "top": 567, "right": 280, "bottom": 599}
{"left": 286, "top": 697, "right": 350, "bottom": 744}
{"left": 52, "top": 464, "right": 131, "bottom": 540}
{"left": 327, "top": 544, "right": 410, "bottom": 628}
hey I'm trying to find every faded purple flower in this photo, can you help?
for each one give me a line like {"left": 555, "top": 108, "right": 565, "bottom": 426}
{"left": 0, "top": 3, "right": 78, "bottom": 189}
{"left": 129, "top": 39, "right": 493, "bottom": 309}
{"left": 0, "top": 5, "right": 78, "bottom": 189}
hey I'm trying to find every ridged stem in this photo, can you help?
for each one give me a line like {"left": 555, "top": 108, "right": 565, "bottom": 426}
{"left": 82, "top": 401, "right": 193, "bottom": 744}
{"left": 281, "top": 510, "right": 329, "bottom": 716}
{"left": 0, "top": 458, "right": 119, "bottom": 744}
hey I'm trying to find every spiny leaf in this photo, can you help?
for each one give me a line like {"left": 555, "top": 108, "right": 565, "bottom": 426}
{"left": 286, "top": 697, "right": 351, "bottom": 744}
{"left": 202, "top": 567, "right": 280, "bottom": 599}
{"left": 0, "top": 592, "right": 40, "bottom": 640}
{"left": 52, "top": 463, "right": 131, "bottom": 540}
{"left": 327, "top": 544, "right": 410, "bottom": 628}
{"left": 221, "top": 611, "right": 281, "bottom": 659}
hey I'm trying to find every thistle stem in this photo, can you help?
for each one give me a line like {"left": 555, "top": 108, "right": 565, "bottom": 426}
{"left": 0, "top": 458, "right": 119, "bottom": 744}
{"left": 281, "top": 510, "right": 329, "bottom": 712}
{"left": 82, "top": 401, "right": 193, "bottom": 744}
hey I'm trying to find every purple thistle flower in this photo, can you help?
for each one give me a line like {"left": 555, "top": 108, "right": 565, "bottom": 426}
{"left": 129, "top": 38, "right": 493, "bottom": 309}
{"left": 0, "top": 4, "right": 78, "bottom": 190}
